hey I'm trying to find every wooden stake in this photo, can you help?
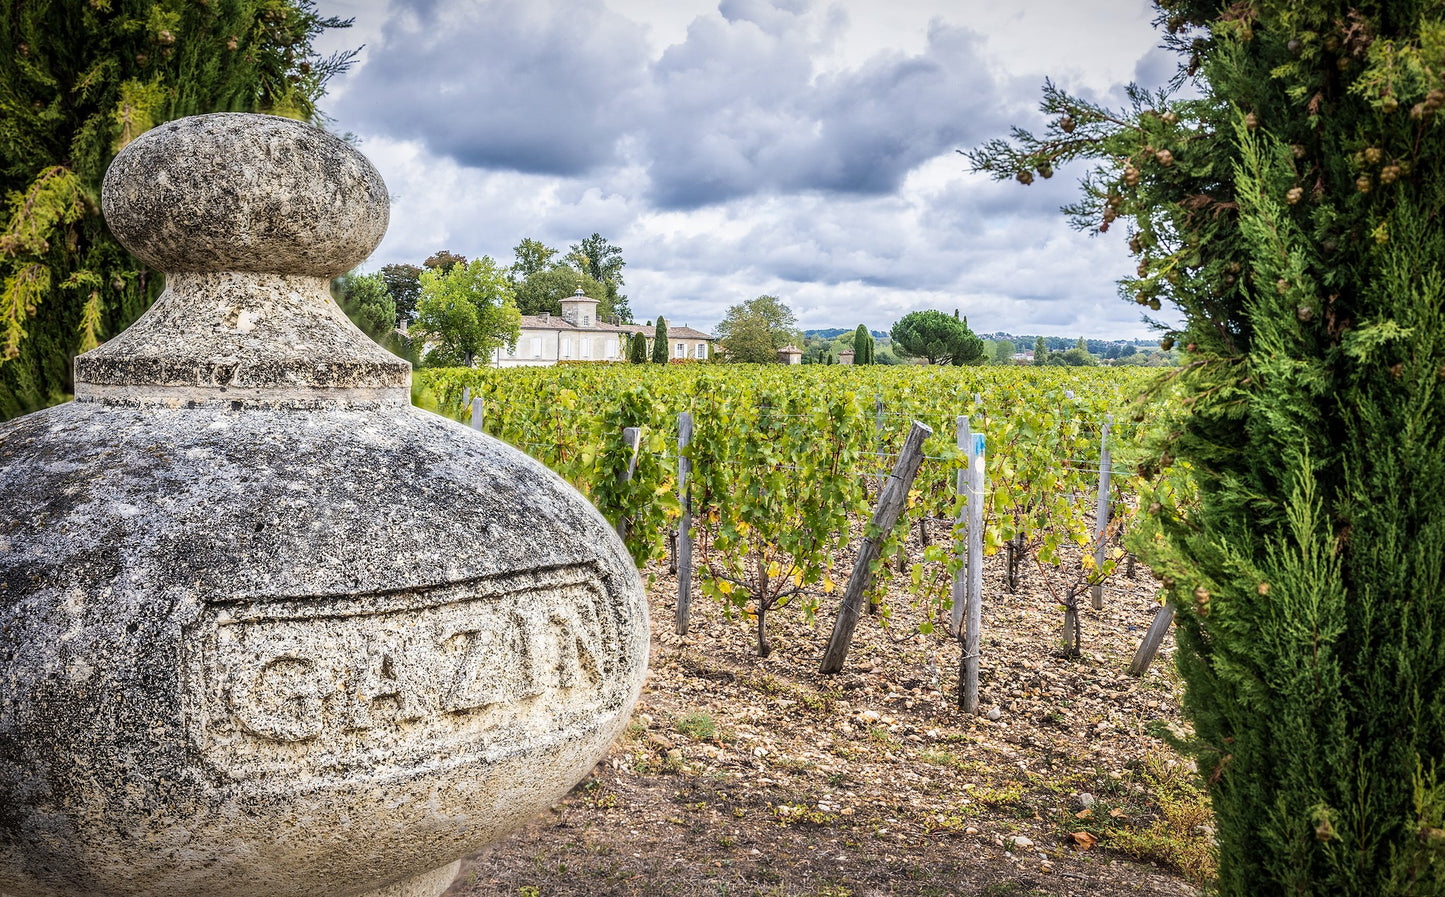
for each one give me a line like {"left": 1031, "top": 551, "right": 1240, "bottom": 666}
{"left": 1129, "top": 604, "right": 1175, "bottom": 677}
{"left": 875, "top": 395, "right": 885, "bottom": 491}
{"left": 961, "top": 429, "right": 985, "bottom": 714}
{"left": 820, "top": 421, "right": 933, "bottom": 674}
{"left": 615, "top": 426, "right": 642, "bottom": 542}
{"left": 1090, "top": 417, "right": 1113, "bottom": 610}
{"left": 676, "top": 412, "right": 694, "bottom": 635}
{"left": 949, "top": 416, "right": 970, "bottom": 638}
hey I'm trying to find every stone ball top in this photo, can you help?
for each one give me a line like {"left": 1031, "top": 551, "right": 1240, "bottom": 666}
{"left": 102, "top": 113, "right": 388, "bottom": 277}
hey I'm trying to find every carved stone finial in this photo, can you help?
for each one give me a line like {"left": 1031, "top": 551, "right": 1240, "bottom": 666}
{"left": 0, "top": 114, "right": 648, "bottom": 897}
{"left": 78, "top": 113, "right": 409, "bottom": 409}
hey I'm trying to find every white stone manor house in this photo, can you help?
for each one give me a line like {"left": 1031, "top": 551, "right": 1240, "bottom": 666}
{"left": 492, "top": 289, "right": 715, "bottom": 367}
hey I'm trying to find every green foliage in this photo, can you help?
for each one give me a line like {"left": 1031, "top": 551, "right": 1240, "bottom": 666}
{"left": 651, "top": 316, "right": 668, "bottom": 364}
{"left": 715, "top": 295, "right": 799, "bottom": 363}
{"left": 993, "top": 339, "right": 1016, "bottom": 365}
{"left": 890, "top": 309, "right": 984, "bottom": 365}
{"left": 567, "top": 233, "right": 630, "bottom": 323}
{"left": 418, "top": 364, "right": 1160, "bottom": 648}
{"left": 333, "top": 272, "right": 396, "bottom": 341}
{"left": 0, "top": 0, "right": 354, "bottom": 419}
{"left": 628, "top": 331, "right": 648, "bottom": 364}
{"left": 513, "top": 265, "right": 608, "bottom": 319}
{"left": 379, "top": 263, "right": 421, "bottom": 326}
{"left": 412, "top": 257, "right": 521, "bottom": 367}
{"left": 852, "top": 324, "right": 875, "bottom": 365}
{"left": 972, "top": 2, "right": 1445, "bottom": 893}
{"left": 509, "top": 237, "right": 557, "bottom": 281}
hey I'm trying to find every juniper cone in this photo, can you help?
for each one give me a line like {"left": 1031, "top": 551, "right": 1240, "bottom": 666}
{"left": 0, "top": 113, "right": 648, "bottom": 897}
{"left": 970, "top": 2, "right": 1445, "bottom": 892}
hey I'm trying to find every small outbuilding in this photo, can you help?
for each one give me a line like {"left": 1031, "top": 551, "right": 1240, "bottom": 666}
{"left": 777, "top": 345, "right": 803, "bottom": 365}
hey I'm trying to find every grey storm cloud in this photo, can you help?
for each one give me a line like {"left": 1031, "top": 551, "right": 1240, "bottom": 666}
{"left": 334, "top": 0, "right": 1008, "bottom": 209}
{"left": 334, "top": 0, "right": 649, "bottom": 175}
{"left": 640, "top": 12, "right": 1007, "bottom": 208}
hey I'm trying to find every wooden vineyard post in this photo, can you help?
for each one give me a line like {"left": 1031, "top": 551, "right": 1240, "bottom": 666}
{"left": 470, "top": 397, "right": 484, "bottom": 433}
{"left": 675, "top": 412, "right": 694, "bottom": 635}
{"left": 1090, "top": 416, "right": 1113, "bottom": 609}
{"left": 960, "top": 429, "right": 985, "bottom": 714}
{"left": 874, "top": 396, "right": 885, "bottom": 490}
{"left": 615, "top": 426, "right": 642, "bottom": 543}
{"left": 949, "top": 416, "right": 971, "bottom": 638}
{"left": 1129, "top": 604, "right": 1175, "bottom": 677}
{"left": 820, "top": 421, "right": 933, "bottom": 674}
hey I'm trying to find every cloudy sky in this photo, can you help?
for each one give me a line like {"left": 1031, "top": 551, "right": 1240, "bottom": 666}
{"left": 315, "top": 0, "right": 1180, "bottom": 338}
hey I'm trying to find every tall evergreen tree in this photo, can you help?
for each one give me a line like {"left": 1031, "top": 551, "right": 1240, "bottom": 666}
{"left": 974, "top": 2, "right": 1445, "bottom": 892}
{"left": 627, "top": 331, "right": 647, "bottom": 364}
{"left": 651, "top": 316, "right": 668, "bottom": 364}
{"left": 853, "top": 324, "right": 874, "bottom": 365}
{"left": 0, "top": 1, "right": 355, "bottom": 419}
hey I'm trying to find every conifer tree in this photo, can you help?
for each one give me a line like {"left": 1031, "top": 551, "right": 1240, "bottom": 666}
{"left": 628, "top": 331, "right": 647, "bottom": 364}
{"left": 651, "top": 316, "right": 668, "bottom": 364}
{"left": 973, "top": 3, "right": 1445, "bottom": 892}
{"left": 853, "top": 324, "right": 873, "bottom": 364}
{"left": 0, "top": 1, "right": 355, "bottom": 419}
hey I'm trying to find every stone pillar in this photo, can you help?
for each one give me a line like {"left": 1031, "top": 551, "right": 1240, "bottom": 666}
{"left": 0, "top": 114, "right": 648, "bottom": 897}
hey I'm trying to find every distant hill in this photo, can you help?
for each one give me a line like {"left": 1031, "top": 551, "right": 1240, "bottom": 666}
{"left": 803, "top": 328, "right": 888, "bottom": 340}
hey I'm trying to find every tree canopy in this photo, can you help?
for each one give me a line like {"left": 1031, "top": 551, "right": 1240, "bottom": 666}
{"left": 378, "top": 263, "right": 422, "bottom": 327}
{"left": 889, "top": 310, "right": 983, "bottom": 365}
{"left": 715, "top": 295, "right": 799, "bottom": 363}
{"left": 333, "top": 272, "right": 396, "bottom": 342}
{"left": 0, "top": 0, "right": 355, "bottom": 419}
{"left": 568, "top": 233, "right": 631, "bottom": 323}
{"left": 411, "top": 257, "right": 520, "bottom": 367}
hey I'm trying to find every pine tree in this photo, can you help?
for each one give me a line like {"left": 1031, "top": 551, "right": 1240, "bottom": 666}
{"left": 651, "top": 316, "right": 668, "bottom": 364}
{"left": 973, "top": 3, "right": 1445, "bottom": 892}
{"left": 0, "top": 1, "right": 355, "bottom": 419}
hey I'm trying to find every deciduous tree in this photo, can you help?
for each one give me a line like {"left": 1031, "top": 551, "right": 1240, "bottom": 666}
{"left": 378, "top": 263, "right": 422, "bottom": 327}
{"left": 411, "top": 257, "right": 520, "bottom": 367}
{"left": 333, "top": 272, "right": 396, "bottom": 342}
{"left": 715, "top": 295, "right": 799, "bottom": 363}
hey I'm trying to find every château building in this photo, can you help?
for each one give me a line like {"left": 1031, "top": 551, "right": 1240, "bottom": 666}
{"left": 491, "top": 289, "right": 714, "bottom": 367}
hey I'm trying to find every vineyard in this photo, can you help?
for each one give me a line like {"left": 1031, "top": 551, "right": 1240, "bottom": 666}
{"left": 418, "top": 363, "right": 1184, "bottom": 693}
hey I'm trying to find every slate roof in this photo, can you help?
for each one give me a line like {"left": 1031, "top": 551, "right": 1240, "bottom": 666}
{"left": 516, "top": 316, "right": 714, "bottom": 340}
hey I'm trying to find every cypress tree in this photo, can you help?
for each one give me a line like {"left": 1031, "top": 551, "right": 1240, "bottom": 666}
{"left": 853, "top": 324, "right": 873, "bottom": 365}
{"left": 651, "top": 316, "right": 668, "bottom": 364}
{"left": 0, "top": 1, "right": 355, "bottom": 419}
{"left": 628, "top": 331, "right": 647, "bottom": 364}
{"left": 974, "top": 2, "right": 1445, "bottom": 892}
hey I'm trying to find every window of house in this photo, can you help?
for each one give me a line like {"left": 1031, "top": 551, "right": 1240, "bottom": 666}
{"left": 605, "top": 341, "right": 617, "bottom": 359}
{"left": 697, "top": 342, "right": 707, "bottom": 360}
{"left": 562, "top": 338, "right": 571, "bottom": 358}
{"left": 581, "top": 339, "right": 590, "bottom": 358}
{"left": 531, "top": 337, "right": 542, "bottom": 357}
{"left": 583, "top": 315, "right": 590, "bottom": 326}
{"left": 675, "top": 342, "right": 684, "bottom": 358}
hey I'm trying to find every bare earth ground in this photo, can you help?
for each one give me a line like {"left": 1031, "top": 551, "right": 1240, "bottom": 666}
{"left": 444, "top": 536, "right": 1209, "bottom": 897}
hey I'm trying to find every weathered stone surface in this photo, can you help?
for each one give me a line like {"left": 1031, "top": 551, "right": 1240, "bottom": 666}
{"left": 102, "top": 113, "right": 388, "bottom": 277}
{"left": 0, "top": 112, "right": 648, "bottom": 897}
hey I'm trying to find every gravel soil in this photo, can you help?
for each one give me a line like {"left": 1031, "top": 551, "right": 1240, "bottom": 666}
{"left": 443, "top": 532, "right": 1209, "bottom": 897}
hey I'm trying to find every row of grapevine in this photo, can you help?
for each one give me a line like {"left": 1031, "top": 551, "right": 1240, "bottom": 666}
{"left": 416, "top": 364, "right": 1172, "bottom": 661}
